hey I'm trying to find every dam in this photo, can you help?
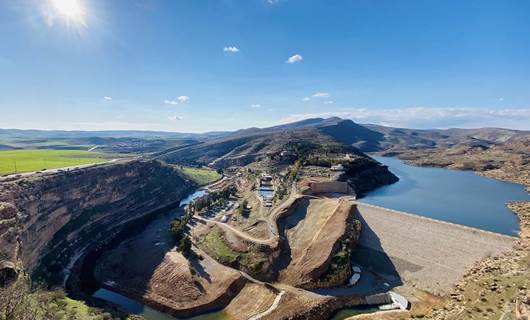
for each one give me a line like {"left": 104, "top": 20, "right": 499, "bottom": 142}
{"left": 352, "top": 202, "right": 516, "bottom": 295}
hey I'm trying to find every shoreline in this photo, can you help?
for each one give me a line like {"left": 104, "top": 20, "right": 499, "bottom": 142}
{"left": 366, "top": 153, "right": 530, "bottom": 319}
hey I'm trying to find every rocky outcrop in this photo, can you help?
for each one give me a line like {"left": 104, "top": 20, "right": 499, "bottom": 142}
{"left": 339, "top": 157, "right": 399, "bottom": 196}
{"left": 0, "top": 160, "right": 194, "bottom": 286}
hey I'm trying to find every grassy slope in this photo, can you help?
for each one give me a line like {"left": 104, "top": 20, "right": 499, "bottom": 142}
{"left": 198, "top": 227, "right": 240, "bottom": 264}
{"left": 181, "top": 166, "right": 222, "bottom": 186}
{"left": 0, "top": 280, "right": 116, "bottom": 320}
{"left": 0, "top": 149, "right": 107, "bottom": 174}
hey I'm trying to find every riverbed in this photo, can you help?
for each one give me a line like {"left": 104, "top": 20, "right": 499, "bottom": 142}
{"left": 362, "top": 156, "right": 530, "bottom": 236}
{"left": 88, "top": 189, "right": 227, "bottom": 320}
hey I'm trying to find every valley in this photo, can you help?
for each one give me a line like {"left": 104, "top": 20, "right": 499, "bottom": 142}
{"left": 1, "top": 118, "right": 529, "bottom": 320}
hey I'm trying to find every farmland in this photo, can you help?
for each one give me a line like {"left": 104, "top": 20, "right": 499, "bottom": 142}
{"left": 0, "top": 149, "right": 108, "bottom": 174}
{"left": 181, "top": 166, "right": 222, "bottom": 185}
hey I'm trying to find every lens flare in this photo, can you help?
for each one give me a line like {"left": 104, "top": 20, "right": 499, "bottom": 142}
{"left": 49, "top": 0, "right": 86, "bottom": 26}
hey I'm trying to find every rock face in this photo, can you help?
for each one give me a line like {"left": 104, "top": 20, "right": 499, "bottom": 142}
{"left": 0, "top": 160, "right": 194, "bottom": 286}
{"left": 339, "top": 157, "right": 399, "bottom": 196}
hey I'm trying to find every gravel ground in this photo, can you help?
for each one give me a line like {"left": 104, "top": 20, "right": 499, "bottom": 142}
{"left": 354, "top": 202, "right": 516, "bottom": 295}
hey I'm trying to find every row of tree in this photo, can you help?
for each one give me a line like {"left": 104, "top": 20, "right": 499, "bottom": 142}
{"left": 188, "top": 186, "right": 237, "bottom": 213}
{"left": 170, "top": 186, "right": 238, "bottom": 257}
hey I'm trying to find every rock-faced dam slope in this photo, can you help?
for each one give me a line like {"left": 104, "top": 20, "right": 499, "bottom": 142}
{"left": 353, "top": 202, "right": 516, "bottom": 295}
{"left": 0, "top": 160, "right": 194, "bottom": 285}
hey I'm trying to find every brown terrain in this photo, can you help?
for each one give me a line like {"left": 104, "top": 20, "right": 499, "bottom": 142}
{"left": 0, "top": 159, "right": 194, "bottom": 286}
{"left": 279, "top": 196, "right": 360, "bottom": 288}
{"left": 2, "top": 118, "right": 529, "bottom": 320}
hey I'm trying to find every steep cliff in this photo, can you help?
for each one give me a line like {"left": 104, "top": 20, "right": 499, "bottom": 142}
{"left": 0, "top": 160, "right": 194, "bottom": 286}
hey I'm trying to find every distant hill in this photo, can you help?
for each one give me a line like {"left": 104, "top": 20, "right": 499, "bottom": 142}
{"left": 156, "top": 117, "right": 530, "bottom": 168}
{"left": 0, "top": 128, "right": 227, "bottom": 140}
{"left": 363, "top": 124, "right": 530, "bottom": 150}
{"left": 156, "top": 117, "right": 386, "bottom": 167}
{"left": 2, "top": 118, "right": 529, "bottom": 159}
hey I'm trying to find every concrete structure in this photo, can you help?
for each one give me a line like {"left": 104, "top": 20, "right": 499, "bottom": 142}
{"left": 258, "top": 173, "right": 274, "bottom": 207}
{"left": 354, "top": 201, "right": 516, "bottom": 294}
{"left": 331, "top": 164, "right": 345, "bottom": 171}
{"left": 308, "top": 181, "right": 352, "bottom": 194}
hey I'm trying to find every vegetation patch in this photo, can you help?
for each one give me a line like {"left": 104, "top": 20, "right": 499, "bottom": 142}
{"left": 0, "top": 277, "right": 113, "bottom": 320}
{"left": 0, "top": 149, "right": 107, "bottom": 174}
{"left": 181, "top": 166, "right": 222, "bottom": 186}
{"left": 188, "top": 186, "right": 236, "bottom": 213}
{"left": 322, "top": 238, "right": 352, "bottom": 281}
{"left": 197, "top": 227, "right": 240, "bottom": 265}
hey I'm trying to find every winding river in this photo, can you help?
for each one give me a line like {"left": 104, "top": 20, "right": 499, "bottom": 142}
{"left": 89, "top": 189, "right": 228, "bottom": 320}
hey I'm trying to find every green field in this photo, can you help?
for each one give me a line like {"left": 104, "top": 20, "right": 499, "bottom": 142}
{"left": 198, "top": 227, "right": 240, "bottom": 264}
{"left": 181, "top": 166, "right": 222, "bottom": 186}
{"left": 0, "top": 149, "right": 107, "bottom": 174}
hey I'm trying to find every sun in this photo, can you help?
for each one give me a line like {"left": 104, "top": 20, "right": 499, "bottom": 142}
{"left": 49, "top": 0, "right": 86, "bottom": 25}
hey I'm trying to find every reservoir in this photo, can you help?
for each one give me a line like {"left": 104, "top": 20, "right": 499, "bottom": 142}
{"left": 362, "top": 156, "right": 530, "bottom": 236}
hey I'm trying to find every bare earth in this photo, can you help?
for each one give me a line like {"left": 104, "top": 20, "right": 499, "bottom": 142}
{"left": 279, "top": 197, "right": 354, "bottom": 287}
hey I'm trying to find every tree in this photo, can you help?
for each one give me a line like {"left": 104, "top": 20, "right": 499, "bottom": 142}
{"left": 238, "top": 199, "right": 248, "bottom": 216}
{"left": 289, "top": 160, "right": 301, "bottom": 181}
{"left": 178, "top": 236, "right": 192, "bottom": 257}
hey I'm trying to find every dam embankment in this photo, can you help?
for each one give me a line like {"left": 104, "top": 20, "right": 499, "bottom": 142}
{"left": 0, "top": 159, "right": 195, "bottom": 286}
{"left": 353, "top": 202, "right": 516, "bottom": 295}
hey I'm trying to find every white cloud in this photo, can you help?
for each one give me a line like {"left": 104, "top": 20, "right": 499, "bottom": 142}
{"left": 267, "top": 0, "right": 280, "bottom": 4}
{"left": 279, "top": 107, "right": 530, "bottom": 129}
{"left": 302, "top": 97, "right": 310, "bottom": 102}
{"left": 312, "top": 92, "right": 329, "bottom": 98}
{"left": 324, "top": 100, "right": 334, "bottom": 105}
{"left": 287, "top": 54, "right": 303, "bottom": 64}
{"left": 103, "top": 96, "right": 113, "bottom": 101}
{"left": 498, "top": 97, "right": 505, "bottom": 101}
{"left": 223, "top": 46, "right": 240, "bottom": 53}
{"left": 164, "top": 99, "right": 178, "bottom": 105}
{"left": 250, "top": 104, "right": 262, "bottom": 108}
{"left": 168, "top": 115, "right": 183, "bottom": 121}
{"left": 177, "top": 96, "right": 190, "bottom": 103}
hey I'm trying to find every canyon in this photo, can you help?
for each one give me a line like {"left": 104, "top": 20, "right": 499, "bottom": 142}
{"left": 0, "top": 159, "right": 195, "bottom": 287}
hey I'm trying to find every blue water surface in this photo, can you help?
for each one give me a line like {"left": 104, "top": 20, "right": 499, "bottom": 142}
{"left": 361, "top": 156, "right": 530, "bottom": 236}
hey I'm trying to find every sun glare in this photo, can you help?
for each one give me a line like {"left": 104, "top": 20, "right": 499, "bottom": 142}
{"left": 50, "top": 0, "right": 86, "bottom": 25}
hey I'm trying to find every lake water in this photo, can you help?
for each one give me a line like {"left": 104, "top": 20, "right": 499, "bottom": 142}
{"left": 361, "top": 156, "right": 530, "bottom": 236}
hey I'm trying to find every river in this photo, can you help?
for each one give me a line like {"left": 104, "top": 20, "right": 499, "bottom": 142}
{"left": 89, "top": 189, "right": 229, "bottom": 320}
{"left": 362, "top": 156, "right": 530, "bottom": 236}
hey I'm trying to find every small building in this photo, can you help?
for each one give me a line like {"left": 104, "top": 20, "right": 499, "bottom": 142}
{"left": 280, "top": 150, "right": 291, "bottom": 157}
{"left": 331, "top": 164, "right": 345, "bottom": 171}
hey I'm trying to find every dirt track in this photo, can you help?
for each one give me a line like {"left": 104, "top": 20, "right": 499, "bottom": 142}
{"left": 354, "top": 202, "right": 516, "bottom": 295}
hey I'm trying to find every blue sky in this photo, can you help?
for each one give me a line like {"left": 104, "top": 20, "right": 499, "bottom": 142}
{"left": 1, "top": 0, "right": 530, "bottom": 132}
